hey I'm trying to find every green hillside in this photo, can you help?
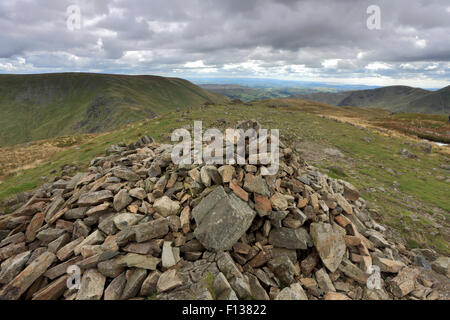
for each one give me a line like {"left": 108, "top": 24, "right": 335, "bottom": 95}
{"left": 294, "top": 85, "right": 449, "bottom": 114}
{"left": 0, "top": 73, "right": 227, "bottom": 146}
{"left": 406, "top": 85, "right": 450, "bottom": 114}
{"left": 338, "top": 86, "right": 428, "bottom": 109}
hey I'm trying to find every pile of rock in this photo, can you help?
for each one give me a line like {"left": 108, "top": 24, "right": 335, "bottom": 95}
{"left": 0, "top": 126, "right": 448, "bottom": 300}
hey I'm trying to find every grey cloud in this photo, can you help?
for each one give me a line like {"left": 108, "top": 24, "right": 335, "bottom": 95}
{"left": 0, "top": 0, "right": 448, "bottom": 87}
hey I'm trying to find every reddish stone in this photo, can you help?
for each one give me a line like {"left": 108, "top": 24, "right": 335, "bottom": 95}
{"left": 229, "top": 180, "right": 249, "bottom": 201}
{"left": 55, "top": 220, "right": 74, "bottom": 233}
{"left": 301, "top": 251, "right": 319, "bottom": 275}
{"left": 254, "top": 194, "right": 272, "bottom": 216}
{"left": 25, "top": 213, "right": 44, "bottom": 242}
{"left": 233, "top": 242, "right": 252, "bottom": 255}
{"left": 297, "top": 197, "right": 308, "bottom": 208}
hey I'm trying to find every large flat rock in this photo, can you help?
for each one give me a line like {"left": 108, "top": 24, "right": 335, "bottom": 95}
{"left": 193, "top": 186, "right": 256, "bottom": 251}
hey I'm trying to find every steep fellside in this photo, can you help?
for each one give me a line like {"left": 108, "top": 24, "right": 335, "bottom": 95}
{"left": 0, "top": 73, "right": 227, "bottom": 146}
{"left": 337, "top": 86, "right": 429, "bottom": 110}
{"left": 405, "top": 86, "right": 450, "bottom": 114}
{"left": 294, "top": 85, "right": 449, "bottom": 114}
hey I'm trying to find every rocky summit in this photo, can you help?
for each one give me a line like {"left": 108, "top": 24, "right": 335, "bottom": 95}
{"left": 0, "top": 122, "right": 448, "bottom": 301}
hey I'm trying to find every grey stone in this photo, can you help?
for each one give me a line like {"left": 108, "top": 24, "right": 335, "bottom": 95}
{"left": 113, "top": 189, "right": 132, "bottom": 212}
{"left": 411, "top": 248, "right": 438, "bottom": 262}
{"left": 216, "top": 252, "right": 251, "bottom": 299}
{"left": 64, "top": 207, "right": 88, "bottom": 220}
{"left": 310, "top": 223, "right": 346, "bottom": 272}
{"left": 200, "top": 166, "right": 211, "bottom": 187}
{"left": 243, "top": 174, "right": 270, "bottom": 196}
{"left": 129, "top": 188, "right": 147, "bottom": 200}
{"left": 275, "top": 282, "right": 308, "bottom": 300}
{"left": 76, "top": 269, "right": 106, "bottom": 300}
{"left": 153, "top": 196, "right": 180, "bottom": 217}
{"left": 78, "top": 190, "right": 113, "bottom": 206}
{"left": 213, "top": 272, "right": 238, "bottom": 300}
{"left": 44, "top": 256, "right": 83, "bottom": 280}
{"left": 431, "top": 257, "right": 449, "bottom": 277}
{"left": 414, "top": 255, "right": 432, "bottom": 270}
{"left": 268, "top": 227, "right": 312, "bottom": 250}
{"left": 161, "top": 241, "right": 180, "bottom": 268}
{"left": 113, "top": 213, "right": 144, "bottom": 230}
{"left": 133, "top": 218, "right": 170, "bottom": 243}
{"left": 121, "top": 268, "right": 147, "bottom": 300}
{"left": 104, "top": 272, "right": 126, "bottom": 300}
{"left": 268, "top": 255, "right": 296, "bottom": 286}
{"left": 139, "top": 271, "right": 161, "bottom": 296}
{"left": 247, "top": 273, "right": 269, "bottom": 300}
{"left": 315, "top": 268, "right": 336, "bottom": 293}
{"left": 113, "top": 167, "right": 140, "bottom": 181}
{"left": 47, "top": 233, "right": 70, "bottom": 253}
{"left": 72, "top": 219, "right": 91, "bottom": 239}
{"left": 44, "top": 195, "right": 65, "bottom": 222}
{"left": 206, "top": 166, "right": 222, "bottom": 185}
{"left": 193, "top": 186, "right": 256, "bottom": 251}
{"left": 98, "top": 213, "right": 118, "bottom": 235}
{"left": 36, "top": 228, "right": 66, "bottom": 244}
{"left": 66, "top": 172, "right": 88, "bottom": 190}
{"left": 0, "top": 251, "right": 31, "bottom": 284}
{"left": 73, "top": 230, "right": 104, "bottom": 255}
{"left": 97, "top": 259, "right": 125, "bottom": 278}
{"left": 157, "top": 269, "right": 183, "bottom": 293}
{"left": 116, "top": 253, "right": 160, "bottom": 270}
{"left": 338, "top": 258, "right": 368, "bottom": 284}
{"left": 0, "top": 252, "right": 56, "bottom": 300}
{"left": 388, "top": 267, "right": 419, "bottom": 297}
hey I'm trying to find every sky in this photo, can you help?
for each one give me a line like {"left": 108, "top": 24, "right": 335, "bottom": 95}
{"left": 0, "top": 0, "right": 449, "bottom": 88}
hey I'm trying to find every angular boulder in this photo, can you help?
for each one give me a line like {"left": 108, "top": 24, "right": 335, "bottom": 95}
{"left": 153, "top": 196, "right": 180, "bottom": 217}
{"left": 268, "top": 227, "right": 312, "bottom": 250}
{"left": 310, "top": 222, "right": 346, "bottom": 272}
{"left": 192, "top": 186, "right": 256, "bottom": 251}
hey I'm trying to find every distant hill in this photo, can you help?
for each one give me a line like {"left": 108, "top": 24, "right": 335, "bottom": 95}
{"left": 192, "top": 77, "right": 378, "bottom": 91}
{"left": 293, "top": 85, "right": 449, "bottom": 114}
{"left": 0, "top": 73, "right": 227, "bottom": 146}
{"left": 199, "top": 84, "right": 337, "bottom": 102}
{"left": 405, "top": 85, "right": 450, "bottom": 114}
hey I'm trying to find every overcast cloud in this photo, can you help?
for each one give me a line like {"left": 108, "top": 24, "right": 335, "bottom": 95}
{"left": 0, "top": 0, "right": 449, "bottom": 87}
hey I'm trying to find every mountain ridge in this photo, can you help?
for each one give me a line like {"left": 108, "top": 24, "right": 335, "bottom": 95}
{"left": 0, "top": 72, "right": 228, "bottom": 146}
{"left": 293, "top": 85, "right": 449, "bottom": 114}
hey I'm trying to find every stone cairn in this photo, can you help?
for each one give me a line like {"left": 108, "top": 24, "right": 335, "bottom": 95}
{"left": 0, "top": 121, "right": 448, "bottom": 300}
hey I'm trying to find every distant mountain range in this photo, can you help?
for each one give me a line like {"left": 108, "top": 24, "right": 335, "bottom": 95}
{"left": 198, "top": 84, "right": 331, "bottom": 102}
{"left": 191, "top": 77, "right": 379, "bottom": 90}
{"left": 293, "top": 85, "right": 450, "bottom": 114}
{"left": 0, "top": 73, "right": 227, "bottom": 146}
{"left": 200, "top": 80, "right": 449, "bottom": 114}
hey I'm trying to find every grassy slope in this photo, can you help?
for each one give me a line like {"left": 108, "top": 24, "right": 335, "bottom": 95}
{"left": 294, "top": 85, "right": 449, "bottom": 114}
{"left": 0, "top": 100, "right": 448, "bottom": 254}
{"left": 0, "top": 73, "right": 227, "bottom": 146}
{"left": 406, "top": 85, "right": 450, "bottom": 114}
{"left": 337, "top": 86, "right": 429, "bottom": 110}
